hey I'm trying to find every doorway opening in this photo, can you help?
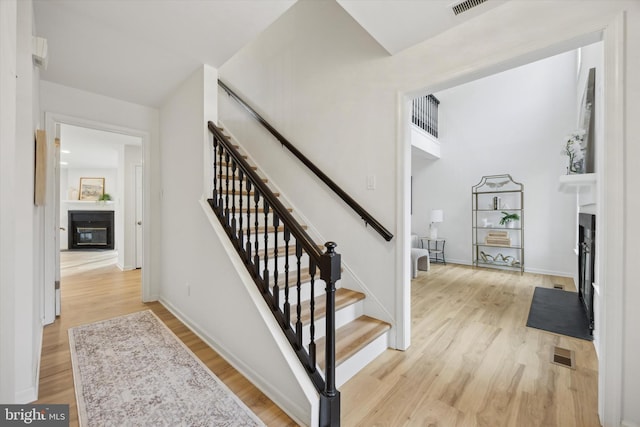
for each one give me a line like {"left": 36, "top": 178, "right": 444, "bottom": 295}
{"left": 44, "top": 114, "right": 149, "bottom": 323}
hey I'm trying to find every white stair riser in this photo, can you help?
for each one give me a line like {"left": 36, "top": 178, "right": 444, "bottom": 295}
{"left": 299, "top": 300, "right": 363, "bottom": 344}
{"left": 334, "top": 331, "right": 389, "bottom": 388}
{"left": 277, "top": 279, "right": 326, "bottom": 308}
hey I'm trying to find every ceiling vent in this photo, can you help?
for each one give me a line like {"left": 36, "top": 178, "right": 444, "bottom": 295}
{"left": 451, "top": 0, "right": 488, "bottom": 16}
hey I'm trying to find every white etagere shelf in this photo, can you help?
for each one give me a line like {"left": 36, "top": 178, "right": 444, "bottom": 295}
{"left": 472, "top": 174, "right": 524, "bottom": 274}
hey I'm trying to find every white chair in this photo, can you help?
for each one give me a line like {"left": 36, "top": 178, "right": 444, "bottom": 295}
{"left": 410, "top": 234, "right": 430, "bottom": 278}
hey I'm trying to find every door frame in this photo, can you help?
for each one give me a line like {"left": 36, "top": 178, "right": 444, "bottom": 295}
{"left": 43, "top": 112, "right": 151, "bottom": 324}
{"left": 396, "top": 13, "right": 625, "bottom": 427}
{"left": 134, "top": 163, "right": 143, "bottom": 269}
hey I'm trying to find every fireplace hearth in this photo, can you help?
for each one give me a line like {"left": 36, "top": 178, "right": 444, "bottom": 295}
{"left": 68, "top": 210, "right": 114, "bottom": 250}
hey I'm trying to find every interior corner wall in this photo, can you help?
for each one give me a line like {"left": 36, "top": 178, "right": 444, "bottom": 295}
{"left": 12, "top": 0, "right": 44, "bottom": 403}
{"left": 623, "top": 3, "right": 640, "bottom": 425}
{"left": 219, "top": 0, "right": 399, "bottom": 333}
{"left": 0, "top": 0, "right": 18, "bottom": 404}
{"left": 411, "top": 50, "right": 578, "bottom": 276}
{"left": 158, "top": 65, "right": 311, "bottom": 424}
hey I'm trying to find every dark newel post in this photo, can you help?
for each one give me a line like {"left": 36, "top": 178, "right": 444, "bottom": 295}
{"left": 319, "top": 242, "right": 341, "bottom": 427}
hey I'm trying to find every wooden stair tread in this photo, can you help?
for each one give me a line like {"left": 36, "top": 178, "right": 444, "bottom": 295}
{"left": 218, "top": 189, "right": 280, "bottom": 197}
{"left": 257, "top": 243, "right": 323, "bottom": 258}
{"left": 238, "top": 207, "right": 292, "bottom": 214}
{"left": 316, "top": 316, "right": 390, "bottom": 369}
{"left": 218, "top": 174, "right": 268, "bottom": 183}
{"left": 247, "top": 224, "right": 307, "bottom": 234}
{"left": 291, "top": 288, "right": 365, "bottom": 325}
{"left": 220, "top": 161, "right": 256, "bottom": 170}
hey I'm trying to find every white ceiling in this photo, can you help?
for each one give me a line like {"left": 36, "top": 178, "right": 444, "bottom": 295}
{"left": 34, "top": 0, "right": 507, "bottom": 109}
{"left": 34, "top": 0, "right": 297, "bottom": 107}
{"left": 59, "top": 124, "right": 141, "bottom": 169}
{"left": 336, "top": 0, "right": 508, "bottom": 55}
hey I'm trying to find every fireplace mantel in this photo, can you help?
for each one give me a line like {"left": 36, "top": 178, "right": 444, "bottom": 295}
{"left": 558, "top": 173, "right": 597, "bottom": 194}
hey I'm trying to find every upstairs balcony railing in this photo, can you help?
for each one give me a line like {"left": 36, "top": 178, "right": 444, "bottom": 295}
{"left": 412, "top": 94, "right": 440, "bottom": 138}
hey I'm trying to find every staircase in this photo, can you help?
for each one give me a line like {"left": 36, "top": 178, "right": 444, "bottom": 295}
{"left": 207, "top": 122, "right": 390, "bottom": 426}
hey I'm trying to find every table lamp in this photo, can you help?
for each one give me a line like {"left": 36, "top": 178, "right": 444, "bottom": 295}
{"left": 429, "top": 209, "right": 443, "bottom": 239}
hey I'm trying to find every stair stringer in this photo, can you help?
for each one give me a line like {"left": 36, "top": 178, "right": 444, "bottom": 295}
{"left": 218, "top": 120, "right": 396, "bottom": 344}
{"left": 199, "top": 198, "right": 319, "bottom": 427}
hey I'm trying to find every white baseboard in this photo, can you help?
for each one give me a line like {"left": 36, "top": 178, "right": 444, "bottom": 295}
{"left": 445, "top": 258, "right": 573, "bottom": 277}
{"left": 15, "top": 387, "right": 37, "bottom": 404}
{"left": 160, "top": 290, "right": 310, "bottom": 426}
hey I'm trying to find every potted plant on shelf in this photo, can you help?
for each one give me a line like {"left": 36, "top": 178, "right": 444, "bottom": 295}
{"left": 97, "top": 193, "right": 112, "bottom": 205}
{"left": 499, "top": 211, "right": 520, "bottom": 228}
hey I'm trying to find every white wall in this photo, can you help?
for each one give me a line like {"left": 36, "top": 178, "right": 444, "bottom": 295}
{"left": 219, "top": 0, "right": 398, "bottom": 347}
{"left": 0, "top": 0, "right": 18, "bottom": 404}
{"left": 219, "top": 1, "right": 640, "bottom": 425}
{"left": 158, "top": 65, "right": 313, "bottom": 424}
{"left": 0, "top": 0, "right": 44, "bottom": 403}
{"left": 411, "top": 50, "right": 578, "bottom": 276}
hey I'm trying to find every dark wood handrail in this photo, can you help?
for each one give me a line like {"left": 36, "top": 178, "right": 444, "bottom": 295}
{"left": 218, "top": 79, "right": 394, "bottom": 242}
{"left": 208, "top": 122, "right": 323, "bottom": 262}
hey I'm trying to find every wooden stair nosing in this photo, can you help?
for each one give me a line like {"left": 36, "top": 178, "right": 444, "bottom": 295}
{"left": 239, "top": 224, "right": 307, "bottom": 235}
{"left": 217, "top": 189, "right": 280, "bottom": 197}
{"left": 238, "top": 207, "right": 293, "bottom": 214}
{"left": 315, "top": 316, "right": 391, "bottom": 370}
{"left": 217, "top": 174, "right": 268, "bottom": 184}
{"left": 290, "top": 288, "right": 365, "bottom": 325}
{"left": 257, "top": 243, "right": 323, "bottom": 258}
{"left": 219, "top": 161, "right": 257, "bottom": 171}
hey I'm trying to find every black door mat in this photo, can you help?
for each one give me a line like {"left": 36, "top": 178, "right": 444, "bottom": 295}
{"left": 526, "top": 287, "right": 593, "bottom": 341}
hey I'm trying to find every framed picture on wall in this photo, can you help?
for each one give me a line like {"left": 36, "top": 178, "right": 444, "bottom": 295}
{"left": 79, "top": 177, "right": 105, "bottom": 201}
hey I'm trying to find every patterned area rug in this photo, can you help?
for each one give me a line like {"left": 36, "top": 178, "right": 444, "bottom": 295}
{"left": 69, "top": 310, "right": 265, "bottom": 427}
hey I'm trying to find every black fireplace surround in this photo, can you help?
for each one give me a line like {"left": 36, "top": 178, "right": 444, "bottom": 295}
{"left": 68, "top": 210, "right": 114, "bottom": 250}
{"left": 578, "top": 213, "right": 595, "bottom": 334}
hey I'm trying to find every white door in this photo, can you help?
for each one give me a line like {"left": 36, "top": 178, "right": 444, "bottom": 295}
{"left": 54, "top": 138, "right": 61, "bottom": 316}
{"left": 135, "top": 164, "right": 143, "bottom": 269}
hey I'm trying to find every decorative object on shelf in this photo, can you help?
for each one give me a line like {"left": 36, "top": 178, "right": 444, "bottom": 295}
{"left": 562, "top": 130, "right": 586, "bottom": 174}
{"left": 578, "top": 67, "right": 596, "bottom": 174}
{"left": 499, "top": 211, "right": 520, "bottom": 228}
{"left": 97, "top": 193, "right": 112, "bottom": 205}
{"left": 79, "top": 177, "right": 105, "bottom": 201}
{"left": 472, "top": 174, "right": 524, "bottom": 274}
{"left": 485, "top": 231, "right": 510, "bottom": 246}
{"left": 429, "top": 209, "right": 444, "bottom": 239}
{"left": 479, "top": 251, "right": 520, "bottom": 267}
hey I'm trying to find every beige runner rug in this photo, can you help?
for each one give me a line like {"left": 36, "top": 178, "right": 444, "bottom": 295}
{"left": 69, "top": 310, "right": 265, "bottom": 427}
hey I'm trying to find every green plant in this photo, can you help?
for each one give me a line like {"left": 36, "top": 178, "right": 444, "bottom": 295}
{"left": 98, "top": 193, "right": 112, "bottom": 201}
{"left": 499, "top": 211, "right": 520, "bottom": 225}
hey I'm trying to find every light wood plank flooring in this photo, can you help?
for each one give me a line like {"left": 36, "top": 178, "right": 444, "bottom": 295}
{"left": 341, "top": 263, "right": 599, "bottom": 427}
{"left": 38, "top": 255, "right": 599, "bottom": 426}
{"left": 35, "top": 251, "right": 297, "bottom": 426}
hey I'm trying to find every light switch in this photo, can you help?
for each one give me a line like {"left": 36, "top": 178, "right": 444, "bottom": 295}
{"left": 367, "top": 175, "right": 376, "bottom": 190}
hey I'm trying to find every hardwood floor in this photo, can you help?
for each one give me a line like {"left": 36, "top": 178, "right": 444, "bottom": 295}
{"left": 35, "top": 251, "right": 297, "bottom": 426}
{"left": 341, "top": 263, "right": 600, "bottom": 427}
{"left": 37, "top": 255, "right": 599, "bottom": 426}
